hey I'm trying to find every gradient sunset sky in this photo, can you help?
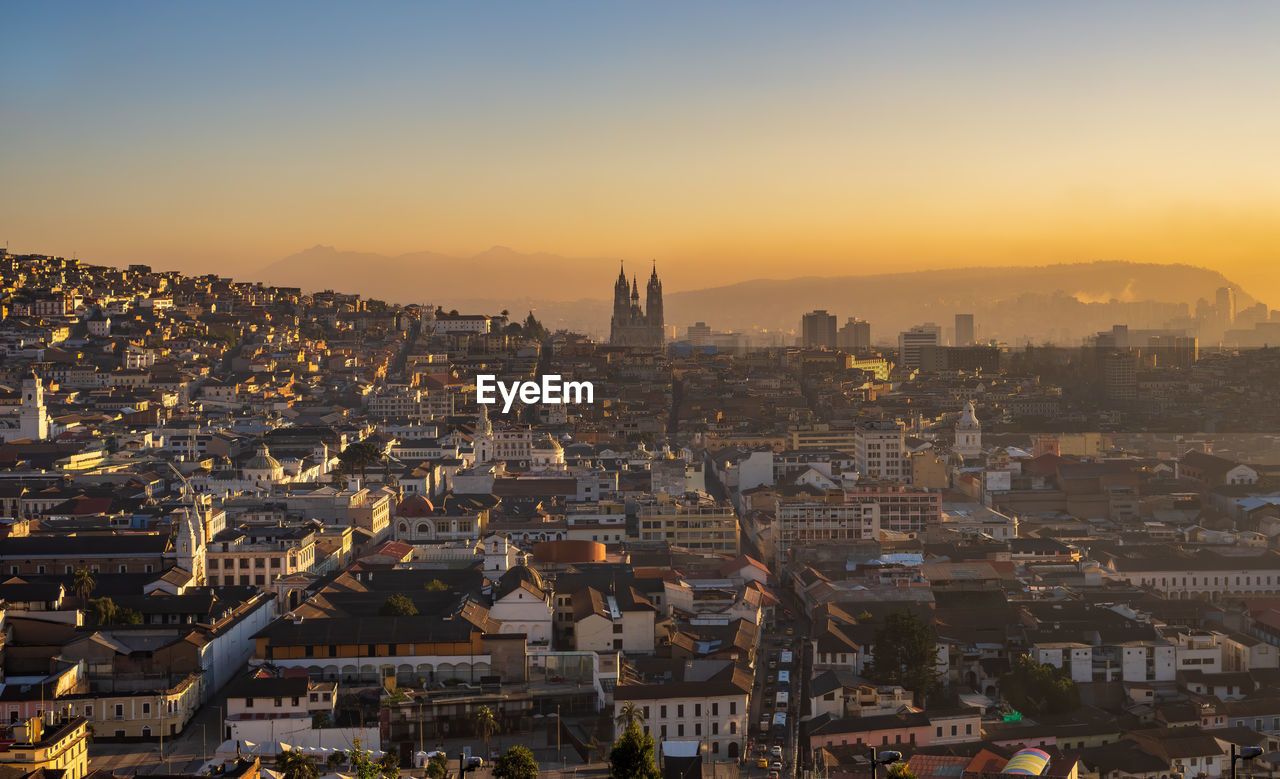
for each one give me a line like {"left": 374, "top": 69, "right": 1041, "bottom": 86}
{"left": 3, "top": 2, "right": 1280, "bottom": 299}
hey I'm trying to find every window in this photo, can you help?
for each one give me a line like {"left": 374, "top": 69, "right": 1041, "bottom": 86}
{"left": 245, "top": 698, "right": 254, "bottom": 708}
{"left": 695, "top": 704, "right": 702, "bottom": 717}
{"left": 712, "top": 703, "right": 719, "bottom": 716}
{"left": 730, "top": 702, "right": 737, "bottom": 715}
{"left": 85, "top": 705, "right": 93, "bottom": 718}
{"left": 274, "top": 698, "right": 283, "bottom": 707}
{"left": 677, "top": 724, "right": 684, "bottom": 737}
{"left": 712, "top": 722, "right": 718, "bottom": 735}
{"left": 677, "top": 705, "right": 684, "bottom": 718}
{"left": 660, "top": 706, "right": 667, "bottom": 719}
{"left": 114, "top": 704, "right": 124, "bottom": 718}
{"left": 142, "top": 703, "right": 151, "bottom": 715}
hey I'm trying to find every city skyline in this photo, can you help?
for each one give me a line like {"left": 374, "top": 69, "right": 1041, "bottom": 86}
{"left": 5, "top": 2, "right": 1280, "bottom": 299}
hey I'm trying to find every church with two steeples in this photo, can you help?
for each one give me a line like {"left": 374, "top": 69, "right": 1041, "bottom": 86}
{"left": 609, "top": 262, "right": 664, "bottom": 348}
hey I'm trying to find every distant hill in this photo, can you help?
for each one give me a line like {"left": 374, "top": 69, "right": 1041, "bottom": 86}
{"left": 259, "top": 249, "right": 1251, "bottom": 344}
{"left": 258, "top": 245, "right": 617, "bottom": 304}
{"left": 663, "top": 261, "right": 1254, "bottom": 344}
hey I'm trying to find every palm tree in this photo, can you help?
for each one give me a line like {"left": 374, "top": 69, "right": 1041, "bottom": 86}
{"left": 276, "top": 750, "right": 320, "bottom": 779}
{"left": 474, "top": 705, "right": 499, "bottom": 758}
{"left": 72, "top": 568, "right": 96, "bottom": 602}
{"left": 614, "top": 702, "right": 643, "bottom": 731}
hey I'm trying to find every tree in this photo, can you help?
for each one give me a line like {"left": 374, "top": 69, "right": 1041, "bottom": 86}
{"left": 338, "top": 440, "right": 384, "bottom": 481}
{"left": 72, "top": 568, "right": 96, "bottom": 602}
{"left": 379, "top": 593, "right": 418, "bottom": 617}
{"left": 492, "top": 745, "right": 539, "bottom": 779}
{"left": 474, "top": 705, "right": 499, "bottom": 759}
{"left": 868, "top": 610, "right": 939, "bottom": 701}
{"left": 277, "top": 751, "right": 320, "bottom": 779}
{"left": 888, "top": 763, "right": 918, "bottom": 779}
{"left": 87, "top": 597, "right": 138, "bottom": 626}
{"left": 523, "top": 312, "right": 548, "bottom": 341}
{"left": 349, "top": 739, "right": 397, "bottom": 779}
{"left": 423, "top": 579, "right": 448, "bottom": 592}
{"left": 1000, "top": 654, "right": 1081, "bottom": 716}
{"left": 609, "top": 723, "right": 661, "bottom": 779}
{"left": 327, "top": 751, "right": 346, "bottom": 771}
{"left": 377, "top": 752, "right": 399, "bottom": 779}
{"left": 424, "top": 755, "right": 447, "bottom": 779}
{"left": 614, "top": 702, "right": 644, "bottom": 730}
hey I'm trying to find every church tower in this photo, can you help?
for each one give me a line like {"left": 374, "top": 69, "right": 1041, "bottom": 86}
{"left": 955, "top": 400, "right": 982, "bottom": 459}
{"left": 646, "top": 261, "right": 663, "bottom": 330}
{"left": 174, "top": 509, "right": 207, "bottom": 585}
{"left": 18, "top": 373, "right": 47, "bottom": 442}
{"left": 474, "top": 404, "right": 494, "bottom": 463}
{"left": 612, "top": 263, "right": 630, "bottom": 325}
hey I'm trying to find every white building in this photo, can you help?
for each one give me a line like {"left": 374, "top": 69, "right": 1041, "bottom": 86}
{"left": 488, "top": 566, "right": 553, "bottom": 647}
{"left": 854, "top": 420, "right": 907, "bottom": 481}
{"left": 614, "top": 662, "right": 752, "bottom": 762}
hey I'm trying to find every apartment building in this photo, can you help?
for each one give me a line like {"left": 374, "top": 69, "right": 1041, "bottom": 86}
{"left": 638, "top": 492, "right": 741, "bottom": 555}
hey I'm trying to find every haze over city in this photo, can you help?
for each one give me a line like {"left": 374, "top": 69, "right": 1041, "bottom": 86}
{"left": 5, "top": 2, "right": 1280, "bottom": 298}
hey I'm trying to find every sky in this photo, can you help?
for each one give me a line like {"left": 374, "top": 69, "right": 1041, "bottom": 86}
{"left": 3, "top": 2, "right": 1280, "bottom": 300}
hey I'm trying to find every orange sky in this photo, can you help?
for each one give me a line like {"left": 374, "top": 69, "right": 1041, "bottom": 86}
{"left": 4, "top": 3, "right": 1280, "bottom": 302}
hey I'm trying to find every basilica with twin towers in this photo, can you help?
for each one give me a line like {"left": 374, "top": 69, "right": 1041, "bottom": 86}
{"left": 608, "top": 261, "right": 665, "bottom": 349}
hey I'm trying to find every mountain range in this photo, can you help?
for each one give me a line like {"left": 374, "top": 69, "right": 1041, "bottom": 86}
{"left": 259, "top": 247, "right": 1252, "bottom": 345}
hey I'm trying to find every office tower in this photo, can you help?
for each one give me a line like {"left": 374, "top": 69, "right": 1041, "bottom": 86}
{"left": 897, "top": 323, "right": 941, "bottom": 369}
{"left": 837, "top": 318, "right": 871, "bottom": 351}
{"left": 801, "top": 310, "right": 838, "bottom": 348}
{"left": 955, "top": 313, "right": 975, "bottom": 346}
{"left": 1216, "top": 286, "right": 1236, "bottom": 326}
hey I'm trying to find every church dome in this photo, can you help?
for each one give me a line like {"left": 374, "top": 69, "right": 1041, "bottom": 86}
{"left": 244, "top": 444, "right": 281, "bottom": 472}
{"left": 956, "top": 400, "right": 981, "bottom": 430}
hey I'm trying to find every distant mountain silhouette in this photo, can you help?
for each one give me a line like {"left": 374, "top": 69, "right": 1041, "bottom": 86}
{"left": 260, "top": 249, "right": 1252, "bottom": 344}
{"left": 664, "top": 261, "right": 1254, "bottom": 343}
{"left": 259, "top": 245, "right": 616, "bottom": 303}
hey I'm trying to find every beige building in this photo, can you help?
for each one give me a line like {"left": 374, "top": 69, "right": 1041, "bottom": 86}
{"left": 207, "top": 525, "right": 318, "bottom": 589}
{"left": 65, "top": 673, "right": 202, "bottom": 740}
{"left": 638, "top": 493, "right": 740, "bottom": 555}
{"left": 0, "top": 716, "right": 89, "bottom": 779}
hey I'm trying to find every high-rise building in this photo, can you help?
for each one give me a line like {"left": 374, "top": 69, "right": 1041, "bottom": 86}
{"left": 801, "top": 310, "right": 838, "bottom": 348}
{"left": 686, "top": 321, "right": 712, "bottom": 347}
{"left": 837, "top": 317, "right": 871, "bottom": 351}
{"left": 897, "top": 323, "right": 941, "bottom": 369}
{"left": 854, "top": 419, "right": 907, "bottom": 481}
{"left": 609, "top": 262, "right": 664, "bottom": 348}
{"left": 955, "top": 313, "right": 975, "bottom": 346}
{"left": 1103, "top": 351, "right": 1137, "bottom": 401}
{"left": 1216, "top": 286, "right": 1236, "bottom": 326}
